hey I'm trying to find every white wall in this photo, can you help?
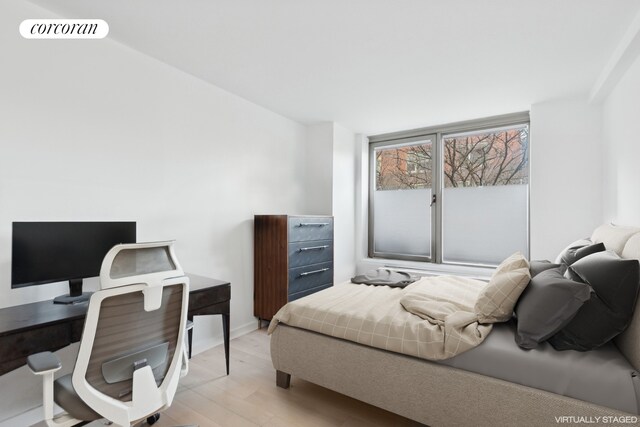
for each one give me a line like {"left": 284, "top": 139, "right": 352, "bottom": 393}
{"left": 331, "top": 123, "right": 357, "bottom": 282}
{"left": 305, "top": 123, "right": 334, "bottom": 215}
{"left": 354, "top": 134, "right": 370, "bottom": 266}
{"left": 602, "top": 54, "right": 640, "bottom": 225}
{"left": 529, "top": 96, "right": 604, "bottom": 259}
{"left": 305, "top": 122, "right": 357, "bottom": 282}
{"left": 0, "top": 0, "right": 307, "bottom": 421}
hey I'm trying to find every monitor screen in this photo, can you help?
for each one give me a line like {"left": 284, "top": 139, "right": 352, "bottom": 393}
{"left": 11, "top": 222, "right": 136, "bottom": 288}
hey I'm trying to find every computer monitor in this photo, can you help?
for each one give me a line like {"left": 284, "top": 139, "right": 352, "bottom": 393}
{"left": 11, "top": 221, "right": 136, "bottom": 304}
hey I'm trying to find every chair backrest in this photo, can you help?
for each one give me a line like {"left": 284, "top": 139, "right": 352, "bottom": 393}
{"left": 72, "top": 241, "right": 189, "bottom": 426}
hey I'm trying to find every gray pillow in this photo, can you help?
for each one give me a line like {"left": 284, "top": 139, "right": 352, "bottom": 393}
{"left": 529, "top": 260, "right": 563, "bottom": 278}
{"left": 514, "top": 268, "right": 591, "bottom": 349}
{"left": 549, "top": 251, "right": 640, "bottom": 351}
{"left": 554, "top": 238, "right": 592, "bottom": 264}
{"left": 558, "top": 242, "right": 605, "bottom": 266}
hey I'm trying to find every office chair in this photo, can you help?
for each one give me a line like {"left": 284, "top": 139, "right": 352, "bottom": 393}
{"left": 28, "top": 241, "right": 191, "bottom": 427}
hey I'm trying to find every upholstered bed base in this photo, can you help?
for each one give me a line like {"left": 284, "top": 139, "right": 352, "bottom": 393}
{"left": 271, "top": 324, "right": 634, "bottom": 427}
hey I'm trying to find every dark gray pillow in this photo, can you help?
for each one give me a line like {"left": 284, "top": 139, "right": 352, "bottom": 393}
{"left": 529, "top": 260, "right": 563, "bottom": 278}
{"left": 514, "top": 268, "right": 590, "bottom": 349}
{"left": 558, "top": 242, "right": 605, "bottom": 266}
{"left": 549, "top": 251, "right": 640, "bottom": 351}
{"left": 554, "top": 238, "right": 592, "bottom": 264}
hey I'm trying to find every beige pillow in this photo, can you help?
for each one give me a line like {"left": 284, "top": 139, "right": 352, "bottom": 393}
{"left": 622, "top": 232, "right": 640, "bottom": 261}
{"left": 591, "top": 223, "right": 640, "bottom": 255}
{"left": 475, "top": 252, "right": 531, "bottom": 323}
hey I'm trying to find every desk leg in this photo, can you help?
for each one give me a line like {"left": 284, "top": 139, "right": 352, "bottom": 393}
{"left": 187, "top": 315, "right": 194, "bottom": 359}
{"left": 222, "top": 313, "right": 230, "bottom": 375}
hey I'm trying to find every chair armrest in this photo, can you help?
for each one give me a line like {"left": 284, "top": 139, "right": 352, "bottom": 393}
{"left": 27, "top": 352, "right": 61, "bottom": 375}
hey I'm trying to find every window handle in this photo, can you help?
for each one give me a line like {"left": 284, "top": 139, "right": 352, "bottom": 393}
{"left": 430, "top": 194, "right": 437, "bottom": 207}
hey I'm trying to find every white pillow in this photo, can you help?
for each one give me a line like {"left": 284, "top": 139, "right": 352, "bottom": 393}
{"left": 591, "top": 223, "right": 640, "bottom": 255}
{"left": 621, "top": 232, "right": 640, "bottom": 261}
{"left": 475, "top": 252, "right": 530, "bottom": 323}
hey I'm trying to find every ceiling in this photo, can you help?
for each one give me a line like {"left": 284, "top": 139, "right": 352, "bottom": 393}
{"left": 27, "top": 0, "right": 640, "bottom": 134}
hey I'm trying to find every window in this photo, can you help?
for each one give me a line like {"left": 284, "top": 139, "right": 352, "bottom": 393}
{"left": 369, "top": 113, "right": 529, "bottom": 266}
{"left": 372, "top": 138, "right": 434, "bottom": 260}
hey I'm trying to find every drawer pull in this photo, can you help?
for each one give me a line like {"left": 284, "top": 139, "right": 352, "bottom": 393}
{"left": 299, "top": 245, "right": 329, "bottom": 252}
{"left": 299, "top": 268, "right": 330, "bottom": 277}
{"left": 299, "top": 222, "right": 330, "bottom": 227}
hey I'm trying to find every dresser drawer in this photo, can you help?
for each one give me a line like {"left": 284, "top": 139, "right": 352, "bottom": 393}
{"left": 288, "top": 261, "right": 333, "bottom": 295}
{"left": 288, "top": 217, "right": 333, "bottom": 242}
{"left": 288, "top": 240, "right": 333, "bottom": 268}
{"left": 288, "top": 283, "right": 332, "bottom": 302}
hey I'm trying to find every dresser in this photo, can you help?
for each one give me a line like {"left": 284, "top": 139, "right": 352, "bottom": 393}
{"left": 254, "top": 215, "right": 334, "bottom": 322}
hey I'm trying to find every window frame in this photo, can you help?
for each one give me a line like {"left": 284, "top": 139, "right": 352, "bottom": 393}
{"left": 369, "top": 135, "right": 437, "bottom": 262}
{"left": 368, "top": 112, "right": 530, "bottom": 266}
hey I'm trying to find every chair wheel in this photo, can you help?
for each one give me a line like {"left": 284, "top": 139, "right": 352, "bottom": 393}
{"left": 147, "top": 413, "right": 160, "bottom": 425}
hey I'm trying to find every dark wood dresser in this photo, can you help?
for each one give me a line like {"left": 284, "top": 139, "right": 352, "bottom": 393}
{"left": 254, "top": 215, "right": 334, "bottom": 322}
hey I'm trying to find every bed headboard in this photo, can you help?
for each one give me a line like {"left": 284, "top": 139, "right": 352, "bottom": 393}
{"left": 591, "top": 225, "right": 640, "bottom": 371}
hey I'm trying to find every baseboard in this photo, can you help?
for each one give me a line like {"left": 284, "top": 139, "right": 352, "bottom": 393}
{"left": 0, "top": 406, "right": 41, "bottom": 427}
{"left": 191, "top": 320, "right": 258, "bottom": 356}
{"left": 231, "top": 320, "right": 260, "bottom": 340}
{"left": 0, "top": 404, "right": 86, "bottom": 427}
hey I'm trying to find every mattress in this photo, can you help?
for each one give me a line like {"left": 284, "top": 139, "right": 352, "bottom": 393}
{"left": 269, "top": 278, "right": 494, "bottom": 360}
{"left": 440, "top": 320, "right": 640, "bottom": 414}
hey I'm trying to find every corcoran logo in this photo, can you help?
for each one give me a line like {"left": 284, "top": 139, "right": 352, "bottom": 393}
{"left": 19, "top": 19, "right": 109, "bottom": 39}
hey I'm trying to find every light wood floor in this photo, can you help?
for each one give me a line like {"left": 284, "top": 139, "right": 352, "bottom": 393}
{"left": 153, "top": 328, "right": 423, "bottom": 427}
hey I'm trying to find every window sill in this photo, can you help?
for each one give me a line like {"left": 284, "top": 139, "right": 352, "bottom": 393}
{"left": 357, "top": 257, "right": 494, "bottom": 281}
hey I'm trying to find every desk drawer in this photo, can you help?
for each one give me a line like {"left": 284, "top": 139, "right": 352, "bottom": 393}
{"left": 288, "top": 217, "right": 333, "bottom": 242}
{"left": 288, "top": 240, "right": 333, "bottom": 268}
{"left": 189, "top": 285, "right": 230, "bottom": 312}
{"left": 0, "top": 323, "right": 71, "bottom": 363}
{"left": 288, "top": 283, "right": 332, "bottom": 302}
{"left": 288, "top": 262, "right": 333, "bottom": 295}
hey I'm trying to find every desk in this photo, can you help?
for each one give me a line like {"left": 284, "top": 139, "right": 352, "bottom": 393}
{"left": 0, "top": 274, "right": 230, "bottom": 376}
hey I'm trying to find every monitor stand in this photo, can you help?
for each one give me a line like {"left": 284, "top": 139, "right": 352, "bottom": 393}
{"left": 53, "top": 278, "right": 93, "bottom": 305}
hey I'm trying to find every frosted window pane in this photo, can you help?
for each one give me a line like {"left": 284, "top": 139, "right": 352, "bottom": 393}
{"left": 374, "top": 189, "right": 431, "bottom": 257}
{"left": 442, "top": 185, "right": 528, "bottom": 265}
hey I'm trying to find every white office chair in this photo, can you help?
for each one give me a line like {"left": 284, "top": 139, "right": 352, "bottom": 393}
{"left": 28, "top": 241, "right": 191, "bottom": 427}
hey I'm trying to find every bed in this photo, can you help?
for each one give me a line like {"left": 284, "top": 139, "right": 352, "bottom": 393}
{"left": 269, "top": 225, "right": 640, "bottom": 426}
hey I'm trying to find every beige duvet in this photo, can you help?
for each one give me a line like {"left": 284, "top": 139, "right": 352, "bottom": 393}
{"left": 268, "top": 275, "right": 494, "bottom": 360}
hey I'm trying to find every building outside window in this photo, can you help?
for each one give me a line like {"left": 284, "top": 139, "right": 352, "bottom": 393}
{"left": 369, "top": 113, "right": 529, "bottom": 266}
